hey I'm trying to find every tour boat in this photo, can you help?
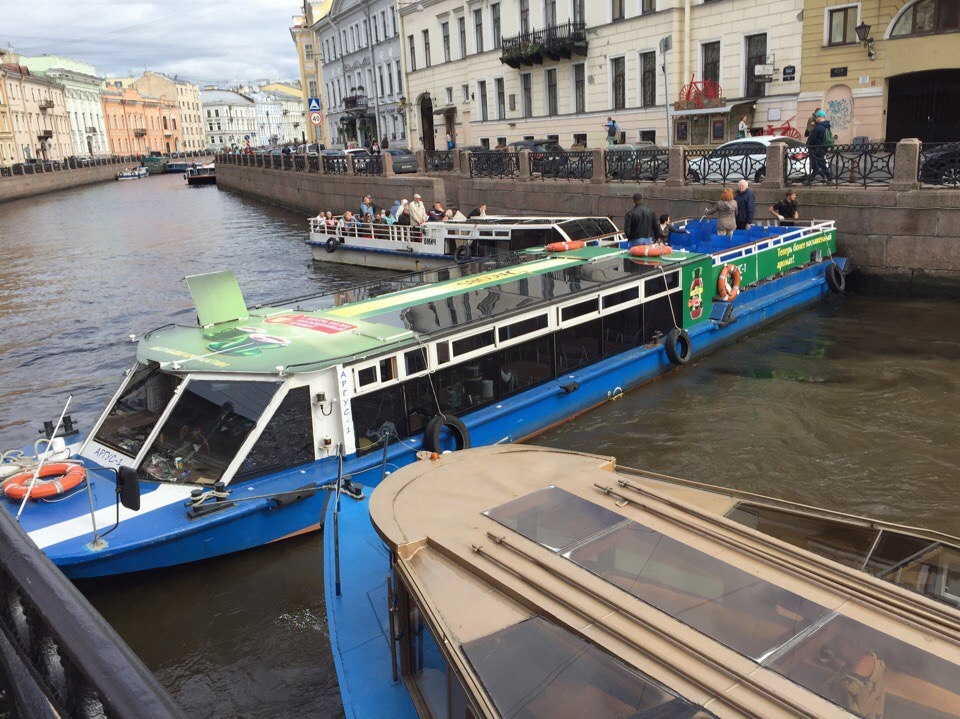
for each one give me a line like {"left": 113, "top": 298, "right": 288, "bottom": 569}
{"left": 115, "top": 167, "right": 148, "bottom": 180}
{"left": 0, "top": 217, "right": 846, "bottom": 578}
{"left": 185, "top": 164, "right": 216, "bottom": 186}
{"left": 306, "top": 215, "right": 616, "bottom": 271}
{"left": 350, "top": 444, "right": 960, "bottom": 719}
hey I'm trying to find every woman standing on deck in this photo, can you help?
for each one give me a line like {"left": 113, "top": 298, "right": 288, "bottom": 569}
{"left": 704, "top": 188, "right": 738, "bottom": 236}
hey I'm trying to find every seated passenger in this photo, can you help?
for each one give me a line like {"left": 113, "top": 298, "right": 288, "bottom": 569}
{"left": 821, "top": 645, "right": 886, "bottom": 719}
{"left": 338, "top": 211, "right": 358, "bottom": 233}
{"left": 658, "top": 214, "right": 690, "bottom": 245}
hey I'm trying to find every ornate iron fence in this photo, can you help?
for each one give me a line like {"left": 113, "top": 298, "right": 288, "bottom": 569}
{"left": 352, "top": 155, "right": 383, "bottom": 176}
{"left": 605, "top": 148, "right": 669, "bottom": 182}
{"left": 919, "top": 142, "right": 960, "bottom": 187}
{"left": 294, "top": 155, "right": 305, "bottom": 171}
{"left": 308, "top": 155, "right": 320, "bottom": 173}
{"left": 685, "top": 146, "right": 767, "bottom": 184}
{"left": 424, "top": 150, "right": 455, "bottom": 172}
{"left": 469, "top": 151, "right": 519, "bottom": 179}
{"left": 271, "top": 155, "right": 282, "bottom": 170}
{"left": 283, "top": 154, "right": 294, "bottom": 170}
{"left": 527, "top": 150, "right": 593, "bottom": 180}
{"left": 323, "top": 155, "right": 348, "bottom": 175}
{"left": 801, "top": 142, "right": 897, "bottom": 187}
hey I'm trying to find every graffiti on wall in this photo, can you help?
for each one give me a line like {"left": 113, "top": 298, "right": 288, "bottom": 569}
{"left": 827, "top": 98, "right": 853, "bottom": 131}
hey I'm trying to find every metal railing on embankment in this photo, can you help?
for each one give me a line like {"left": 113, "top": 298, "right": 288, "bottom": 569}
{"left": 0, "top": 509, "right": 186, "bottom": 719}
{"left": 0, "top": 151, "right": 210, "bottom": 178}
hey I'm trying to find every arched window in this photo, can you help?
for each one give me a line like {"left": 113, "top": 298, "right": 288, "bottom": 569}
{"left": 891, "top": 0, "right": 960, "bottom": 36}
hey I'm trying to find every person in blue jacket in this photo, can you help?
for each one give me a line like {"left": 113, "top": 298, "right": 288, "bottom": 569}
{"left": 735, "top": 179, "right": 756, "bottom": 230}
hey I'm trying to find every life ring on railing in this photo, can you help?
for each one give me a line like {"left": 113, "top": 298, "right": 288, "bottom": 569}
{"left": 825, "top": 261, "right": 845, "bottom": 293}
{"left": 628, "top": 243, "right": 673, "bottom": 258}
{"left": 422, "top": 415, "right": 471, "bottom": 453}
{"left": 664, "top": 328, "right": 692, "bottom": 366}
{"left": 454, "top": 245, "right": 471, "bottom": 263}
{"left": 3, "top": 463, "right": 86, "bottom": 500}
{"left": 325, "top": 238, "right": 338, "bottom": 253}
{"left": 544, "top": 241, "right": 586, "bottom": 252}
{"left": 717, "top": 264, "right": 741, "bottom": 301}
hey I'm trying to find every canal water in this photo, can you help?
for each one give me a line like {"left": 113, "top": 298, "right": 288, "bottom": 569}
{"left": 1, "top": 175, "right": 958, "bottom": 717}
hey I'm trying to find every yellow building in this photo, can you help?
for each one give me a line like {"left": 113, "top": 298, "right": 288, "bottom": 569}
{"left": 291, "top": 1, "right": 333, "bottom": 147}
{"left": 800, "top": 0, "right": 960, "bottom": 142}
{"left": 130, "top": 72, "right": 204, "bottom": 151}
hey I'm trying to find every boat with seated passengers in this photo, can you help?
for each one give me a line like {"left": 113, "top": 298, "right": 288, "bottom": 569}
{"left": 1, "top": 216, "right": 846, "bottom": 578}
{"left": 353, "top": 444, "right": 960, "bottom": 719}
{"left": 306, "top": 215, "right": 624, "bottom": 271}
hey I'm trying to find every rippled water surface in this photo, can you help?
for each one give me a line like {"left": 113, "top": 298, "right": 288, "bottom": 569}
{"left": 1, "top": 175, "right": 959, "bottom": 716}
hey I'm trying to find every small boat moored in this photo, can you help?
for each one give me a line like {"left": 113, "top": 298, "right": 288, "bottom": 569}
{"left": 354, "top": 444, "right": 960, "bottom": 719}
{"left": 185, "top": 163, "right": 216, "bottom": 185}
{"left": 115, "top": 166, "right": 148, "bottom": 180}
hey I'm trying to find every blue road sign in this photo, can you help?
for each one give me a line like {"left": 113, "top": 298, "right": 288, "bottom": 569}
{"left": 307, "top": 97, "right": 321, "bottom": 111}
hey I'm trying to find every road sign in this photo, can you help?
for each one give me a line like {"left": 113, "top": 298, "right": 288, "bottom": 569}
{"left": 310, "top": 112, "right": 322, "bottom": 126}
{"left": 307, "top": 97, "right": 321, "bottom": 111}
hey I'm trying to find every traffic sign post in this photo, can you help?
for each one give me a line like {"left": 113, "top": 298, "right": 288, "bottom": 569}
{"left": 310, "top": 112, "right": 322, "bottom": 126}
{"left": 307, "top": 97, "right": 321, "bottom": 112}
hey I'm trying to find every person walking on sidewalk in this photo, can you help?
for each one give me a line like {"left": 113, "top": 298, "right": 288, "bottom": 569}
{"left": 806, "top": 110, "right": 834, "bottom": 184}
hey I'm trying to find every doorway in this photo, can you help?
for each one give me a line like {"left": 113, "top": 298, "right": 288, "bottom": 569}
{"left": 419, "top": 94, "right": 435, "bottom": 151}
{"left": 887, "top": 70, "right": 960, "bottom": 142}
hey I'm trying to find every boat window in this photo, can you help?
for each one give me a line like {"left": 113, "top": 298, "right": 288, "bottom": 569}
{"left": 879, "top": 542, "right": 960, "bottom": 609}
{"left": 601, "top": 306, "right": 644, "bottom": 356}
{"left": 497, "top": 314, "right": 548, "bottom": 343}
{"left": 452, "top": 329, "right": 495, "bottom": 357}
{"left": 864, "top": 531, "right": 936, "bottom": 576}
{"left": 555, "top": 318, "right": 602, "bottom": 372}
{"left": 485, "top": 486, "right": 627, "bottom": 552}
{"left": 436, "top": 341, "right": 450, "bottom": 364}
{"left": 357, "top": 366, "right": 377, "bottom": 388}
{"left": 601, "top": 286, "right": 640, "bottom": 310}
{"left": 644, "top": 271, "right": 679, "bottom": 296}
{"left": 233, "top": 387, "right": 314, "bottom": 481}
{"left": 406, "top": 353, "right": 503, "bottom": 420}
{"left": 352, "top": 383, "right": 408, "bottom": 452}
{"left": 94, "top": 362, "right": 182, "bottom": 458}
{"left": 404, "top": 348, "right": 428, "bottom": 376}
{"left": 379, "top": 357, "right": 396, "bottom": 382}
{"left": 406, "top": 595, "right": 450, "bottom": 718}
{"left": 462, "top": 616, "right": 715, "bottom": 719}
{"left": 139, "top": 379, "right": 280, "bottom": 485}
{"left": 642, "top": 293, "right": 682, "bottom": 343}
{"left": 560, "top": 298, "right": 598, "bottom": 323}
{"left": 558, "top": 217, "right": 618, "bottom": 240}
{"left": 499, "top": 335, "right": 554, "bottom": 396}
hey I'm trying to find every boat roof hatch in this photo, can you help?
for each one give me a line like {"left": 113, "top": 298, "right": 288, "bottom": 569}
{"left": 186, "top": 270, "right": 249, "bottom": 326}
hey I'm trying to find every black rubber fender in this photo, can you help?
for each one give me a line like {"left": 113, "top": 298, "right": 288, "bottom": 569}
{"left": 665, "top": 328, "right": 692, "bottom": 366}
{"left": 423, "top": 414, "right": 471, "bottom": 453}
{"left": 325, "top": 237, "right": 338, "bottom": 253}
{"left": 825, "top": 261, "right": 845, "bottom": 293}
{"left": 454, "top": 244, "right": 471, "bottom": 263}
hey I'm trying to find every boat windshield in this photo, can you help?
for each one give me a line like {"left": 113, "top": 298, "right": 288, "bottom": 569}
{"left": 138, "top": 378, "right": 280, "bottom": 485}
{"left": 93, "top": 362, "right": 182, "bottom": 458}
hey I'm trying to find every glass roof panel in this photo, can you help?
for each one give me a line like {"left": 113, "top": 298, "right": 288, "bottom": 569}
{"left": 462, "top": 616, "right": 715, "bottom": 719}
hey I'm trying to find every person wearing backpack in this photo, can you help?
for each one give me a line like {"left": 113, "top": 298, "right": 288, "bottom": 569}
{"left": 805, "top": 109, "right": 834, "bottom": 185}
{"left": 605, "top": 117, "right": 619, "bottom": 145}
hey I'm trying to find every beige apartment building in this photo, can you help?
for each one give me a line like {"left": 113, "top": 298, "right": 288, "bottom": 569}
{"left": 101, "top": 86, "right": 182, "bottom": 155}
{"left": 0, "top": 69, "right": 13, "bottom": 165}
{"left": 800, "top": 0, "right": 959, "bottom": 142}
{"left": 130, "top": 72, "right": 205, "bottom": 151}
{"left": 0, "top": 51, "right": 71, "bottom": 163}
{"left": 291, "top": 1, "right": 333, "bottom": 147}
{"left": 397, "top": 0, "right": 805, "bottom": 151}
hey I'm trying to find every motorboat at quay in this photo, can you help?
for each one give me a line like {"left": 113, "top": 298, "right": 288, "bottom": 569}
{"left": 115, "top": 166, "right": 148, "bottom": 180}
{"left": 185, "top": 163, "right": 216, "bottom": 186}
{"left": 0, "top": 216, "right": 846, "bottom": 578}
{"left": 354, "top": 444, "right": 960, "bottom": 718}
{"left": 307, "top": 215, "right": 613, "bottom": 271}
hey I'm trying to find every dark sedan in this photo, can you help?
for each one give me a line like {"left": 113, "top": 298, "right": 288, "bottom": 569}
{"left": 385, "top": 148, "right": 419, "bottom": 173}
{"left": 919, "top": 143, "right": 960, "bottom": 186}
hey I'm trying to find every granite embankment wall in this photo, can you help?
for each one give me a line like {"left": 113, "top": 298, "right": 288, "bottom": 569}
{"left": 218, "top": 159, "right": 960, "bottom": 298}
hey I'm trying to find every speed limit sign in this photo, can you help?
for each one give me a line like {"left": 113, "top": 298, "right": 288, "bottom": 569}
{"left": 310, "top": 112, "right": 322, "bottom": 125}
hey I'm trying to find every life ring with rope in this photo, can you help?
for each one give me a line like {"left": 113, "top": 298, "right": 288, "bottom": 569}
{"left": 3, "top": 463, "right": 87, "bottom": 500}
{"left": 717, "top": 264, "right": 742, "bottom": 301}
{"left": 544, "top": 241, "right": 586, "bottom": 252}
{"left": 629, "top": 243, "right": 672, "bottom": 258}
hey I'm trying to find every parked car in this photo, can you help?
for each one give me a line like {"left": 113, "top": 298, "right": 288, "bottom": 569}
{"left": 607, "top": 143, "right": 669, "bottom": 180}
{"left": 686, "top": 136, "right": 810, "bottom": 183}
{"left": 460, "top": 145, "right": 489, "bottom": 153}
{"left": 384, "top": 148, "right": 418, "bottom": 173}
{"left": 919, "top": 143, "right": 960, "bottom": 186}
{"left": 508, "top": 139, "right": 567, "bottom": 176}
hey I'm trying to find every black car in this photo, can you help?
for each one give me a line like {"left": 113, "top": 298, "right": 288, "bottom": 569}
{"left": 507, "top": 139, "right": 569, "bottom": 177}
{"left": 384, "top": 148, "right": 419, "bottom": 173}
{"left": 919, "top": 143, "right": 960, "bottom": 186}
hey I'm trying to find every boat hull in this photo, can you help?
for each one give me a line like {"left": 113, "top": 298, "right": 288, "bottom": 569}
{"left": 186, "top": 175, "right": 216, "bottom": 186}
{"left": 308, "top": 237, "right": 454, "bottom": 270}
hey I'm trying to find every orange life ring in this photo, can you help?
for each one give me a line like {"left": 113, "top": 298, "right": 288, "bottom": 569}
{"left": 718, "top": 264, "right": 742, "bottom": 301}
{"left": 628, "top": 243, "right": 672, "bottom": 257}
{"left": 3, "top": 463, "right": 87, "bottom": 500}
{"left": 544, "top": 241, "right": 586, "bottom": 252}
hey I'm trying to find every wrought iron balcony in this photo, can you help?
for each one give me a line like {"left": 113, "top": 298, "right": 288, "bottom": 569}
{"left": 134, "top": 128, "right": 147, "bottom": 137}
{"left": 343, "top": 94, "right": 368, "bottom": 113}
{"left": 86, "top": 126, "right": 98, "bottom": 133}
{"left": 39, "top": 99, "right": 54, "bottom": 110}
{"left": 500, "top": 20, "right": 588, "bottom": 68}
{"left": 37, "top": 129, "right": 54, "bottom": 139}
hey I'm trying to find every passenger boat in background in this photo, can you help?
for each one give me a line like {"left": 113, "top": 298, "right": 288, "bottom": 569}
{"left": 0, "top": 217, "right": 846, "bottom": 578}
{"left": 306, "top": 215, "right": 619, "bottom": 271}
{"left": 353, "top": 445, "right": 960, "bottom": 718}
{"left": 185, "top": 164, "right": 216, "bottom": 186}
{"left": 167, "top": 161, "right": 190, "bottom": 173}
{"left": 115, "top": 166, "right": 148, "bottom": 180}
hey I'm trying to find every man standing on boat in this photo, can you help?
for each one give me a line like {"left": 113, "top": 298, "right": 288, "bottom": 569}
{"left": 409, "top": 193, "right": 427, "bottom": 226}
{"left": 735, "top": 180, "right": 755, "bottom": 230}
{"left": 624, "top": 193, "right": 661, "bottom": 245}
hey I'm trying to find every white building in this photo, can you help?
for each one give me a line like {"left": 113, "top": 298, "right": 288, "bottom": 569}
{"left": 20, "top": 55, "right": 107, "bottom": 157}
{"left": 313, "top": 0, "right": 408, "bottom": 148}
{"left": 200, "top": 88, "right": 256, "bottom": 150}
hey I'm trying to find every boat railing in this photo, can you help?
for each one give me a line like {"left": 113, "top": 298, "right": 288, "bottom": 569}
{"left": 310, "top": 216, "right": 429, "bottom": 244}
{"left": 0, "top": 505, "right": 186, "bottom": 718}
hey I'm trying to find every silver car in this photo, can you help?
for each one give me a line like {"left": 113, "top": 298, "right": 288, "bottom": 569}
{"left": 385, "top": 148, "right": 419, "bottom": 173}
{"left": 686, "top": 136, "right": 811, "bottom": 183}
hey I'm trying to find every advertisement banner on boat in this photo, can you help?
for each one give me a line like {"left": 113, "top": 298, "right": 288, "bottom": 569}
{"left": 683, "top": 258, "right": 713, "bottom": 326}
{"left": 712, "top": 229, "right": 836, "bottom": 294}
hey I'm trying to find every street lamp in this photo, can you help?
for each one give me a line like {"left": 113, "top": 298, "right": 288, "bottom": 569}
{"left": 855, "top": 21, "right": 876, "bottom": 61}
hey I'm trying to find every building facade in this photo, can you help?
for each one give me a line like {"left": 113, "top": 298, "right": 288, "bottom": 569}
{"left": 22, "top": 56, "right": 108, "bottom": 157}
{"left": 0, "top": 51, "right": 71, "bottom": 163}
{"left": 291, "top": 2, "right": 332, "bottom": 147}
{"left": 130, "top": 72, "right": 205, "bottom": 151}
{"left": 800, "top": 0, "right": 960, "bottom": 142}
{"left": 314, "top": 0, "right": 408, "bottom": 148}
{"left": 397, "top": 0, "right": 806, "bottom": 151}
{"left": 101, "top": 85, "right": 182, "bottom": 154}
{"left": 200, "top": 88, "right": 256, "bottom": 150}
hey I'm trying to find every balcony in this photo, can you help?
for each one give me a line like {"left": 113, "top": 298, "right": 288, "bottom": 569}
{"left": 39, "top": 99, "right": 54, "bottom": 110}
{"left": 343, "top": 94, "right": 368, "bottom": 114}
{"left": 86, "top": 126, "right": 98, "bottom": 133}
{"left": 134, "top": 128, "right": 147, "bottom": 137}
{"left": 37, "top": 129, "right": 53, "bottom": 139}
{"left": 500, "top": 20, "right": 588, "bottom": 69}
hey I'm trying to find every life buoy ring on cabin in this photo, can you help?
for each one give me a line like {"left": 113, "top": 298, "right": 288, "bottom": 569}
{"left": 717, "top": 264, "right": 741, "bottom": 301}
{"left": 825, "top": 261, "right": 845, "bottom": 293}
{"left": 325, "top": 238, "right": 338, "bottom": 253}
{"left": 664, "top": 328, "right": 692, "bottom": 366}
{"left": 454, "top": 244, "right": 471, "bottom": 263}
{"left": 545, "top": 241, "right": 586, "bottom": 252}
{"left": 628, "top": 244, "right": 672, "bottom": 258}
{"left": 422, "top": 415, "right": 471, "bottom": 453}
{"left": 3, "top": 463, "right": 86, "bottom": 500}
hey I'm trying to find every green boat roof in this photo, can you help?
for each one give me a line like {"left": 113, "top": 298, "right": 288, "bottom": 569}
{"left": 138, "top": 248, "right": 693, "bottom": 375}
